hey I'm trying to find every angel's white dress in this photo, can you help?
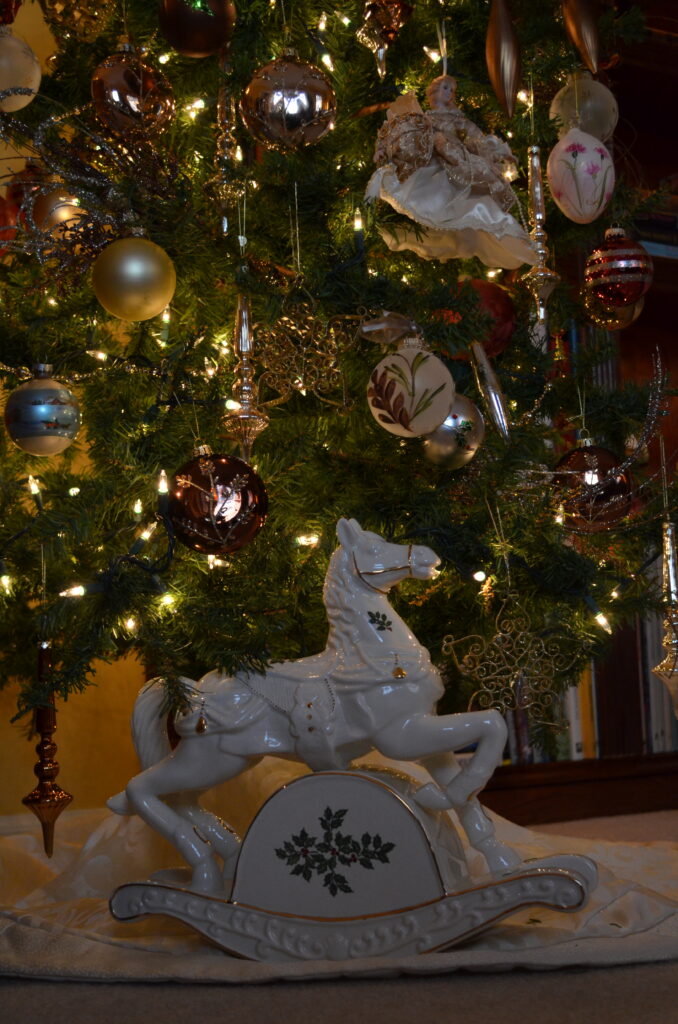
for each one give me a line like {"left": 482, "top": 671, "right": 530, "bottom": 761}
{"left": 365, "top": 80, "right": 536, "bottom": 269}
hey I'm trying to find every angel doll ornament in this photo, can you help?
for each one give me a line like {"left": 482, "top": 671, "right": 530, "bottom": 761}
{"left": 365, "top": 75, "right": 536, "bottom": 269}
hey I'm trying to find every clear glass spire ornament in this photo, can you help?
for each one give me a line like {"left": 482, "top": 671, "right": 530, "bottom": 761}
{"left": 222, "top": 294, "right": 269, "bottom": 460}
{"left": 521, "top": 145, "right": 560, "bottom": 351}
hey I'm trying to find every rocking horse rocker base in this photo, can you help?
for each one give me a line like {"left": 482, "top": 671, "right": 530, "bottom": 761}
{"left": 110, "top": 768, "right": 598, "bottom": 962}
{"left": 109, "top": 520, "right": 598, "bottom": 962}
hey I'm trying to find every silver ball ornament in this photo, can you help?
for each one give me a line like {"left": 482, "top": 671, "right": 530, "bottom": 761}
{"left": 4, "top": 364, "right": 80, "bottom": 456}
{"left": 422, "top": 394, "right": 485, "bottom": 468}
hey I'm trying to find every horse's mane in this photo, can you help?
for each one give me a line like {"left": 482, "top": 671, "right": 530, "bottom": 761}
{"left": 323, "top": 545, "right": 360, "bottom": 648}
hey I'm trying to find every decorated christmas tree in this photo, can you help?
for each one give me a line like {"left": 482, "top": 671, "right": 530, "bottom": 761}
{"left": 0, "top": 0, "right": 671, "bottom": 837}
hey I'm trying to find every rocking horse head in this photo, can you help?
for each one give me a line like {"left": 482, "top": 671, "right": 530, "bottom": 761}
{"left": 335, "top": 518, "right": 440, "bottom": 595}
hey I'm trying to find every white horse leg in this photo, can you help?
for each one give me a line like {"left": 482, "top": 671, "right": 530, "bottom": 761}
{"left": 125, "top": 737, "right": 254, "bottom": 894}
{"left": 170, "top": 797, "right": 243, "bottom": 890}
{"left": 374, "top": 710, "right": 521, "bottom": 874}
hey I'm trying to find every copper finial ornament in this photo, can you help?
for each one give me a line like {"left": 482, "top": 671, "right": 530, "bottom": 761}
{"left": 22, "top": 640, "right": 72, "bottom": 856}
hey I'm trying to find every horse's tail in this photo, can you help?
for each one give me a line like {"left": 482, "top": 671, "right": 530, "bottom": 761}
{"left": 107, "top": 677, "right": 175, "bottom": 815}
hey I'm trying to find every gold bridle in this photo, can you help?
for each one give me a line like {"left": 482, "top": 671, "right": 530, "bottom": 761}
{"left": 352, "top": 546, "right": 413, "bottom": 594}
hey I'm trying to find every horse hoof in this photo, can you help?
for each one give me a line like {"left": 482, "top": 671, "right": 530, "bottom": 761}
{"left": 414, "top": 783, "right": 453, "bottom": 810}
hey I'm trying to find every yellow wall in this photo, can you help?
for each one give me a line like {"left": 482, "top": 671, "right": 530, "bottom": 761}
{"left": 0, "top": 656, "right": 145, "bottom": 815}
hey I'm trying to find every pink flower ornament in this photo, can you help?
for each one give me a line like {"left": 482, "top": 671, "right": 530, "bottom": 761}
{"left": 546, "top": 128, "right": 615, "bottom": 224}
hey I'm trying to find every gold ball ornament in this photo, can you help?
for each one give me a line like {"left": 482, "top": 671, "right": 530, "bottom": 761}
{"left": 92, "top": 238, "right": 176, "bottom": 321}
{"left": 239, "top": 50, "right": 336, "bottom": 150}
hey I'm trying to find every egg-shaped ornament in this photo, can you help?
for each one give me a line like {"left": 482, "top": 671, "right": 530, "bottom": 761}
{"left": 239, "top": 50, "right": 336, "bottom": 150}
{"left": 4, "top": 364, "right": 80, "bottom": 456}
{"left": 91, "top": 42, "right": 174, "bottom": 139}
{"left": 0, "top": 26, "right": 40, "bottom": 112}
{"left": 584, "top": 227, "right": 653, "bottom": 308}
{"left": 553, "top": 440, "right": 633, "bottom": 533}
{"left": 159, "top": 0, "right": 236, "bottom": 58}
{"left": 367, "top": 337, "right": 455, "bottom": 439}
{"left": 168, "top": 446, "right": 268, "bottom": 554}
{"left": 549, "top": 71, "right": 618, "bottom": 142}
{"left": 422, "top": 393, "right": 485, "bottom": 469}
{"left": 92, "top": 237, "right": 176, "bottom": 321}
{"left": 546, "top": 128, "right": 614, "bottom": 224}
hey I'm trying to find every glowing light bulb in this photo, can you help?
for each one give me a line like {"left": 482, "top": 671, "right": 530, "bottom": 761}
{"left": 486, "top": 268, "right": 501, "bottom": 279}
{"left": 472, "top": 570, "right": 486, "bottom": 582}
{"left": 297, "top": 533, "right": 320, "bottom": 547}
{"left": 87, "top": 349, "right": 108, "bottom": 362}
{"left": 517, "top": 89, "right": 531, "bottom": 105}
{"left": 161, "top": 306, "right": 171, "bottom": 324}
{"left": 423, "top": 46, "right": 440, "bottom": 62}
{"left": 27, "top": 476, "right": 40, "bottom": 495}
{"left": 68, "top": 487, "right": 81, "bottom": 497}
{"left": 353, "top": 207, "right": 363, "bottom": 232}
{"left": 321, "top": 52, "right": 334, "bottom": 71}
{"left": 160, "top": 592, "right": 175, "bottom": 607}
{"left": 140, "top": 522, "right": 158, "bottom": 542}
{"left": 157, "top": 470, "right": 169, "bottom": 494}
{"left": 158, "top": 53, "right": 170, "bottom": 64}
{"left": 335, "top": 9, "right": 350, "bottom": 25}
{"left": 1, "top": 574, "right": 11, "bottom": 593}
{"left": 595, "top": 611, "right": 612, "bottom": 633}
{"left": 60, "top": 585, "right": 85, "bottom": 597}
{"left": 132, "top": 498, "right": 143, "bottom": 516}
{"left": 225, "top": 399, "right": 242, "bottom": 411}
{"left": 555, "top": 505, "right": 565, "bottom": 525}
{"left": 235, "top": 145, "right": 243, "bottom": 162}
{"left": 318, "top": 12, "right": 327, "bottom": 31}
{"left": 610, "top": 589, "right": 620, "bottom": 600}
{"left": 124, "top": 616, "right": 137, "bottom": 631}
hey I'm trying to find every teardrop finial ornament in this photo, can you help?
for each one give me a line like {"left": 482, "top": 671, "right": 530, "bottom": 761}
{"left": 485, "top": 0, "right": 521, "bottom": 118}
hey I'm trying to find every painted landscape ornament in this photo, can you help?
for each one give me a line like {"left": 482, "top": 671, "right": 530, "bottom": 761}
{"left": 367, "top": 336, "right": 455, "bottom": 438}
{"left": 109, "top": 518, "right": 598, "bottom": 961}
{"left": 4, "top": 364, "right": 80, "bottom": 455}
{"left": 546, "top": 128, "right": 614, "bottom": 224}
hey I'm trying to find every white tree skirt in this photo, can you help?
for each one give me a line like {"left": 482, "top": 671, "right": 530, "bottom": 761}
{"left": 1, "top": 758, "right": 677, "bottom": 984}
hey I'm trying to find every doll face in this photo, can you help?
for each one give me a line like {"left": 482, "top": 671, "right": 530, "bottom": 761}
{"left": 427, "top": 75, "right": 458, "bottom": 109}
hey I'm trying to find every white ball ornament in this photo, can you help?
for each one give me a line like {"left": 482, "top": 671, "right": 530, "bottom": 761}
{"left": 0, "top": 27, "right": 40, "bottom": 112}
{"left": 546, "top": 128, "right": 614, "bottom": 225}
{"left": 367, "top": 338, "right": 455, "bottom": 439}
{"left": 549, "top": 71, "right": 618, "bottom": 143}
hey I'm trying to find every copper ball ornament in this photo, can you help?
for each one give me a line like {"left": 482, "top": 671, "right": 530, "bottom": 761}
{"left": 0, "top": 27, "right": 40, "bottom": 112}
{"left": 168, "top": 447, "right": 268, "bottom": 554}
{"left": 92, "top": 237, "right": 176, "bottom": 321}
{"left": 4, "top": 364, "right": 80, "bottom": 456}
{"left": 422, "top": 393, "right": 485, "bottom": 469}
{"left": 584, "top": 227, "right": 653, "bottom": 308}
{"left": 158, "top": 0, "right": 236, "bottom": 58}
{"left": 31, "top": 186, "right": 87, "bottom": 237}
{"left": 0, "top": 192, "right": 18, "bottom": 253}
{"left": 239, "top": 51, "right": 336, "bottom": 149}
{"left": 91, "top": 44, "right": 174, "bottom": 138}
{"left": 553, "top": 442, "right": 633, "bottom": 533}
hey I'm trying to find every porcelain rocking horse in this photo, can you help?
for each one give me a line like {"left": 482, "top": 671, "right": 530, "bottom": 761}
{"left": 109, "top": 518, "right": 597, "bottom": 960}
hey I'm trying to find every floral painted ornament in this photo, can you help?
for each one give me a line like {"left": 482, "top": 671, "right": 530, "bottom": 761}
{"left": 367, "top": 336, "right": 455, "bottom": 438}
{"left": 546, "top": 127, "right": 614, "bottom": 225}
